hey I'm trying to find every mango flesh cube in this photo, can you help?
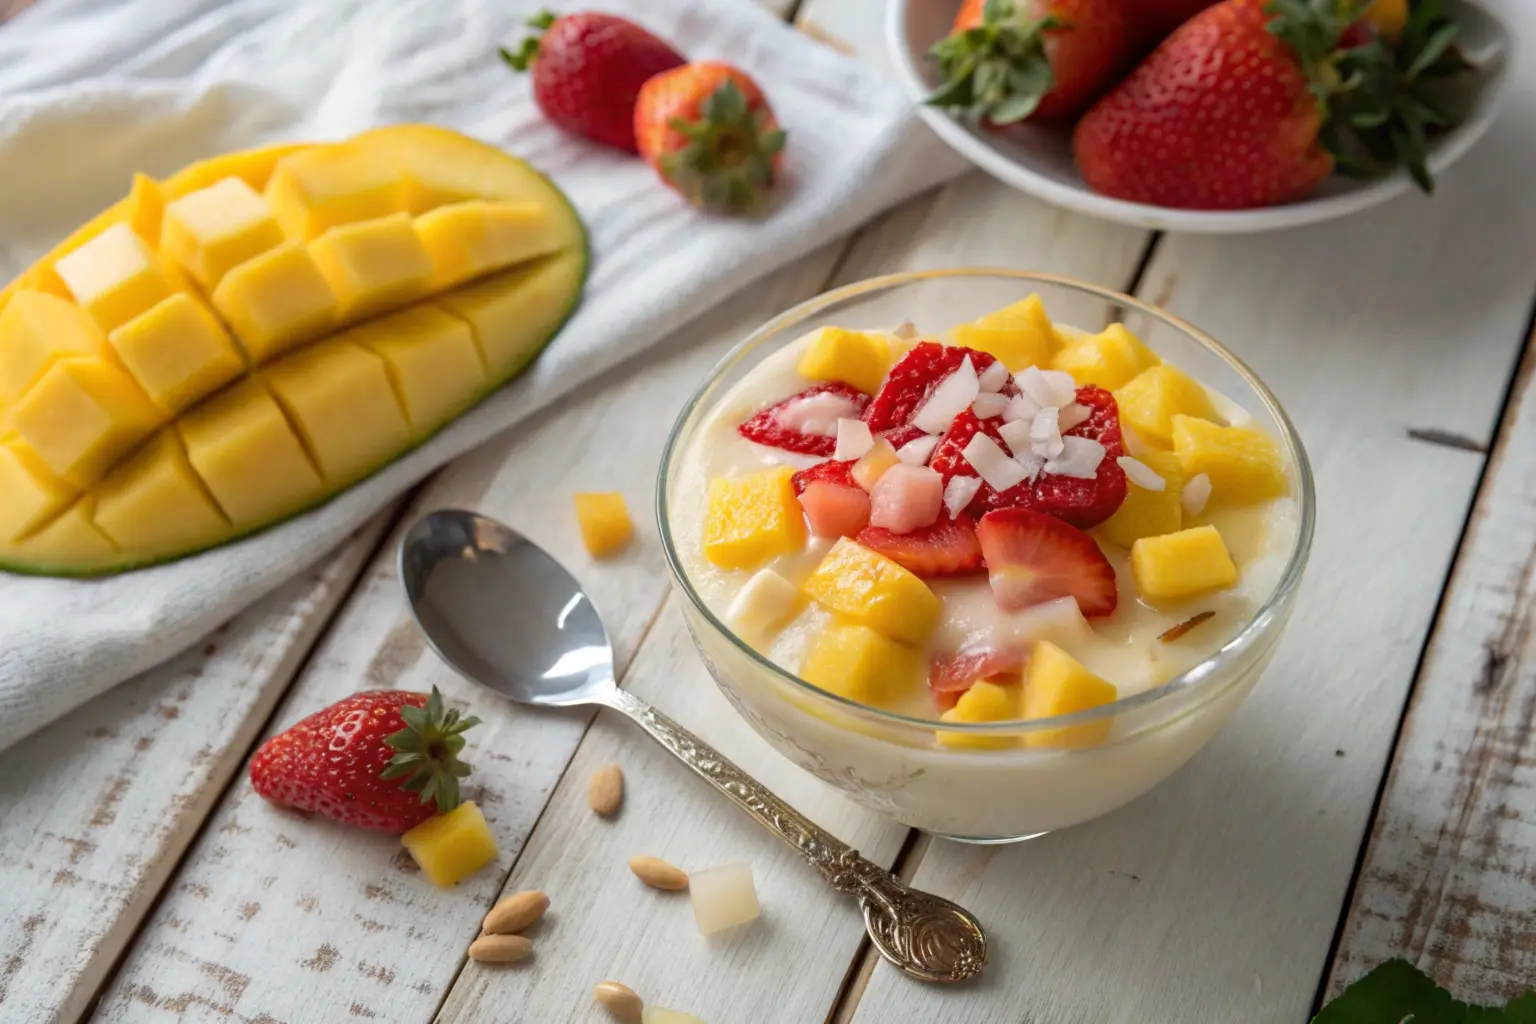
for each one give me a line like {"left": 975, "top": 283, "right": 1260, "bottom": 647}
{"left": 347, "top": 305, "right": 487, "bottom": 436}
{"left": 10, "top": 498, "right": 116, "bottom": 571}
{"left": 265, "top": 145, "right": 404, "bottom": 241}
{"left": 309, "top": 213, "right": 433, "bottom": 322}
{"left": 801, "top": 538, "right": 940, "bottom": 645}
{"left": 955, "top": 295, "right": 1061, "bottom": 371}
{"left": 0, "top": 440, "right": 76, "bottom": 543}
{"left": 212, "top": 241, "right": 338, "bottom": 363}
{"left": 93, "top": 432, "right": 230, "bottom": 557}
{"left": 1052, "top": 323, "right": 1160, "bottom": 390}
{"left": 796, "top": 326, "right": 891, "bottom": 394}
{"left": 0, "top": 290, "right": 110, "bottom": 404}
{"left": 435, "top": 251, "right": 584, "bottom": 377}
{"left": 1170, "top": 415, "right": 1288, "bottom": 506}
{"left": 1097, "top": 449, "right": 1183, "bottom": 548}
{"left": 53, "top": 222, "right": 182, "bottom": 333}
{"left": 851, "top": 437, "right": 900, "bottom": 491}
{"left": 160, "top": 177, "right": 285, "bottom": 288}
{"left": 1021, "top": 641, "right": 1117, "bottom": 749}
{"left": 975, "top": 293, "right": 1053, "bottom": 333}
{"left": 573, "top": 492, "right": 633, "bottom": 558}
{"left": 264, "top": 342, "right": 412, "bottom": 486}
{"left": 415, "top": 200, "right": 567, "bottom": 291}
{"left": 703, "top": 467, "right": 806, "bottom": 571}
{"left": 108, "top": 293, "right": 245, "bottom": 415}
{"left": 689, "top": 862, "right": 761, "bottom": 935}
{"left": 726, "top": 567, "right": 802, "bottom": 644}
{"left": 179, "top": 379, "right": 324, "bottom": 527}
{"left": 11, "top": 358, "right": 161, "bottom": 487}
{"left": 127, "top": 173, "right": 166, "bottom": 245}
{"left": 1113, "top": 365, "right": 1217, "bottom": 447}
{"left": 400, "top": 802, "right": 499, "bottom": 888}
{"left": 800, "top": 622, "right": 922, "bottom": 707}
{"left": 937, "top": 680, "right": 1023, "bottom": 749}
{"left": 354, "top": 123, "right": 572, "bottom": 211}
{"left": 1131, "top": 525, "right": 1238, "bottom": 603}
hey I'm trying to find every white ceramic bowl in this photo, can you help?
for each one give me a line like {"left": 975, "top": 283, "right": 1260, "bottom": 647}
{"left": 887, "top": 0, "right": 1513, "bottom": 233}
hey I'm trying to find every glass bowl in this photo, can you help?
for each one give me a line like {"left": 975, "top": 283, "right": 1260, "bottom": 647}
{"left": 657, "top": 269, "right": 1315, "bottom": 843}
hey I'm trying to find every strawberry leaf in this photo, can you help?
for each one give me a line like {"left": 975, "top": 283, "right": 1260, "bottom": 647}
{"left": 926, "top": 0, "right": 1060, "bottom": 127}
{"left": 1311, "top": 958, "right": 1536, "bottom": 1022}
{"left": 379, "top": 686, "right": 479, "bottom": 814}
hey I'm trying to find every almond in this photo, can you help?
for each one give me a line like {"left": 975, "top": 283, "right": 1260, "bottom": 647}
{"left": 588, "top": 763, "right": 625, "bottom": 817}
{"left": 482, "top": 889, "right": 549, "bottom": 935}
{"left": 468, "top": 933, "right": 533, "bottom": 964}
{"left": 628, "top": 854, "right": 688, "bottom": 891}
{"left": 594, "top": 980, "right": 644, "bottom": 1021}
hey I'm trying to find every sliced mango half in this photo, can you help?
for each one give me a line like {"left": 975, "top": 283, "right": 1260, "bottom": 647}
{"left": 0, "top": 125, "right": 587, "bottom": 576}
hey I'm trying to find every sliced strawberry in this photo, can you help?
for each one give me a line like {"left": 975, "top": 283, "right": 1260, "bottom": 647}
{"left": 738, "top": 382, "right": 870, "bottom": 457}
{"left": 976, "top": 508, "right": 1118, "bottom": 617}
{"left": 791, "top": 459, "right": 858, "bottom": 494}
{"left": 857, "top": 513, "right": 984, "bottom": 578}
{"left": 928, "top": 648, "right": 1025, "bottom": 711}
{"left": 882, "top": 424, "right": 930, "bottom": 451}
{"left": 929, "top": 387, "right": 1128, "bottom": 529}
{"left": 863, "top": 342, "right": 1001, "bottom": 432}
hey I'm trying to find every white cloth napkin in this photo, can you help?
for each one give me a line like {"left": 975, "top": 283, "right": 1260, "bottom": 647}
{"left": 0, "top": 0, "right": 967, "bottom": 750}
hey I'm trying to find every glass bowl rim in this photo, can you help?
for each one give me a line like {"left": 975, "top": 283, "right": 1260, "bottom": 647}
{"left": 655, "top": 267, "right": 1316, "bottom": 737}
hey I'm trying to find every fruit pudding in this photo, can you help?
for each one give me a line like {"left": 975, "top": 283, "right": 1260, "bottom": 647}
{"left": 661, "top": 271, "right": 1312, "bottom": 840}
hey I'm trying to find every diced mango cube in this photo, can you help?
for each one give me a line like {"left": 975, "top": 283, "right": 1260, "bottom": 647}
{"left": 1131, "top": 525, "right": 1238, "bottom": 603}
{"left": 0, "top": 440, "right": 75, "bottom": 543}
{"left": 347, "top": 306, "right": 487, "bottom": 436}
{"left": 415, "top": 200, "right": 566, "bottom": 291}
{"left": 937, "top": 680, "right": 1023, "bottom": 749}
{"left": 10, "top": 498, "right": 116, "bottom": 571}
{"left": 955, "top": 294, "right": 1061, "bottom": 371}
{"left": 1021, "top": 642, "right": 1117, "bottom": 749}
{"left": 801, "top": 537, "right": 940, "bottom": 644}
{"left": 1097, "top": 449, "right": 1183, "bottom": 548}
{"left": 400, "top": 802, "right": 500, "bottom": 888}
{"left": 1052, "top": 323, "right": 1160, "bottom": 390}
{"left": 127, "top": 173, "right": 166, "bottom": 245}
{"left": 851, "top": 436, "right": 900, "bottom": 491}
{"left": 573, "top": 492, "right": 633, "bottom": 558}
{"left": 92, "top": 432, "right": 230, "bottom": 558}
{"left": 265, "top": 146, "right": 404, "bottom": 241}
{"left": 309, "top": 213, "right": 433, "bottom": 321}
{"left": 1170, "top": 415, "right": 1288, "bottom": 506}
{"left": 796, "top": 326, "right": 891, "bottom": 394}
{"left": 10, "top": 358, "right": 162, "bottom": 487}
{"left": 436, "top": 252, "right": 583, "bottom": 378}
{"left": 725, "top": 568, "right": 802, "bottom": 644}
{"left": 53, "top": 223, "right": 184, "bottom": 333}
{"left": 160, "top": 177, "right": 285, "bottom": 288}
{"left": 800, "top": 622, "right": 922, "bottom": 707}
{"left": 179, "top": 379, "right": 324, "bottom": 527}
{"left": 264, "top": 342, "right": 412, "bottom": 486}
{"left": 0, "top": 290, "right": 110, "bottom": 404}
{"left": 108, "top": 293, "right": 245, "bottom": 414}
{"left": 703, "top": 467, "right": 805, "bottom": 571}
{"left": 1113, "top": 365, "right": 1217, "bottom": 447}
{"left": 212, "top": 241, "right": 338, "bottom": 363}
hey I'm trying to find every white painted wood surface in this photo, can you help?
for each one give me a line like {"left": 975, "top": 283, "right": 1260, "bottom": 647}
{"left": 1328, "top": 327, "right": 1536, "bottom": 1005}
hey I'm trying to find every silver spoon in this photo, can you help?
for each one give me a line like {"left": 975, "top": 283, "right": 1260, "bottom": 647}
{"left": 399, "top": 508, "right": 986, "bottom": 984}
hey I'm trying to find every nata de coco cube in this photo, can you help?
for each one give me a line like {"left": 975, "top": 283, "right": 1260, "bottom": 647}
{"left": 689, "top": 862, "right": 761, "bottom": 936}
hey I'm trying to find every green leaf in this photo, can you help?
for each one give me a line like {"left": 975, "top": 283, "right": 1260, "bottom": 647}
{"left": 1407, "top": 22, "right": 1461, "bottom": 79}
{"left": 989, "top": 91, "right": 1043, "bottom": 126}
{"left": 1311, "top": 959, "right": 1536, "bottom": 1023}
{"left": 703, "top": 80, "right": 747, "bottom": 125}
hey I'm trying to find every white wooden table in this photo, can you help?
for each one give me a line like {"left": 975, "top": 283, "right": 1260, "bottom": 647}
{"left": 4, "top": 2, "right": 1536, "bottom": 1021}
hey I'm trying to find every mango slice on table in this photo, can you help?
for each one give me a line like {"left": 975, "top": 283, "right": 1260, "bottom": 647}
{"left": 0, "top": 124, "right": 587, "bottom": 576}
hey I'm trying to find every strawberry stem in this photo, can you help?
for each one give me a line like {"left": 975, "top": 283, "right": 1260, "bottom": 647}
{"left": 926, "top": 0, "right": 1063, "bottom": 126}
{"left": 379, "top": 686, "right": 480, "bottom": 814}
{"left": 499, "top": 9, "right": 557, "bottom": 72}
{"left": 658, "top": 79, "right": 785, "bottom": 215}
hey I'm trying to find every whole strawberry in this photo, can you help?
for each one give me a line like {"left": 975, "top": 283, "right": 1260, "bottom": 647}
{"left": 635, "top": 62, "right": 785, "bottom": 215}
{"left": 501, "top": 10, "right": 685, "bottom": 153}
{"left": 1073, "top": 0, "right": 1471, "bottom": 209}
{"left": 926, "top": 0, "right": 1133, "bottom": 127}
{"left": 250, "top": 687, "right": 480, "bottom": 834}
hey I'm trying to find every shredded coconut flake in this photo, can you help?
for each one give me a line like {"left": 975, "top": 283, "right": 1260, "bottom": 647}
{"left": 1182, "top": 473, "right": 1212, "bottom": 517}
{"left": 943, "top": 475, "right": 982, "bottom": 519}
{"left": 1120, "top": 424, "right": 1148, "bottom": 457}
{"left": 1041, "top": 370, "right": 1077, "bottom": 405}
{"left": 895, "top": 433, "right": 941, "bottom": 466}
{"left": 971, "top": 393, "right": 1010, "bottom": 419}
{"left": 1117, "top": 456, "right": 1166, "bottom": 491}
{"left": 1018, "top": 366, "right": 1076, "bottom": 408}
{"left": 833, "top": 418, "right": 875, "bottom": 462}
{"left": 962, "top": 433, "right": 1029, "bottom": 492}
{"left": 892, "top": 320, "right": 918, "bottom": 340}
{"left": 997, "top": 418, "right": 1032, "bottom": 455}
{"left": 976, "top": 360, "right": 1010, "bottom": 393}
{"left": 1015, "top": 449, "right": 1044, "bottom": 481}
{"left": 1043, "top": 436, "right": 1105, "bottom": 479}
{"left": 1030, "top": 407, "right": 1064, "bottom": 459}
{"left": 1004, "top": 392, "right": 1041, "bottom": 423}
{"left": 1058, "top": 402, "right": 1091, "bottom": 432}
{"left": 912, "top": 355, "right": 980, "bottom": 434}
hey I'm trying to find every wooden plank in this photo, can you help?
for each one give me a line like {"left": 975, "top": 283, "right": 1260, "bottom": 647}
{"left": 0, "top": 516, "right": 391, "bottom": 1024}
{"left": 1327, "top": 323, "right": 1536, "bottom": 1004}
{"left": 85, "top": 246, "right": 850, "bottom": 1024}
{"left": 837, "top": 5, "right": 1536, "bottom": 1023}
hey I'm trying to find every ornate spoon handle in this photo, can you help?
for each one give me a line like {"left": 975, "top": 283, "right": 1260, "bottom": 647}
{"left": 604, "top": 688, "right": 986, "bottom": 983}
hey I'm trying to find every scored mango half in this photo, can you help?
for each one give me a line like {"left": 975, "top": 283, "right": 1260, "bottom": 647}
{"left": 0, "top": 125, "right": 588, "bottom": 576}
